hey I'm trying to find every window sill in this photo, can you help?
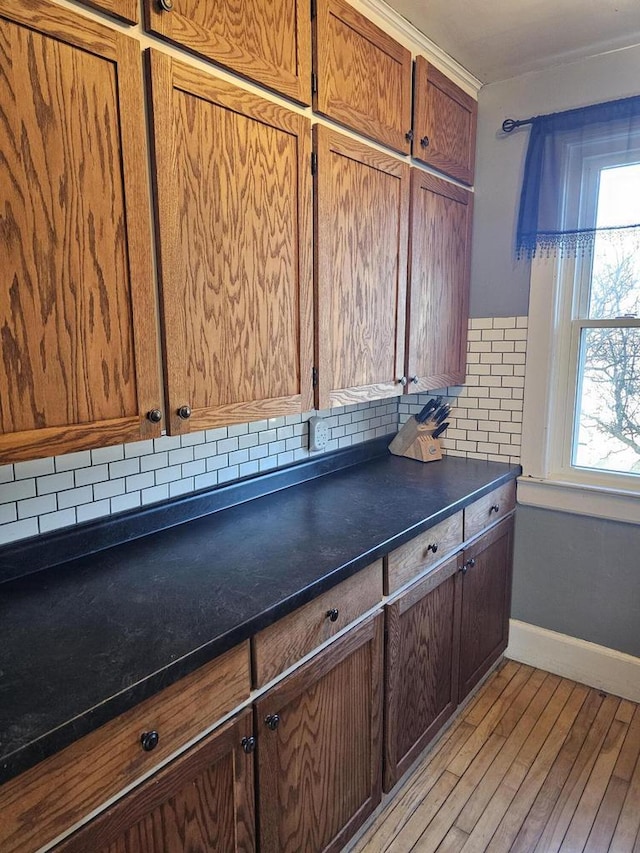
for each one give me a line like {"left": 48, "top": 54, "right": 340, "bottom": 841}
{"left": 517, "top": 475, "right": 639, "bottom": 525}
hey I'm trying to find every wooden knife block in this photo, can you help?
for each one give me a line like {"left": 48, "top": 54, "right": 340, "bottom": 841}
{"left": 389, "top": 416, "right": 443, "bottom": 463}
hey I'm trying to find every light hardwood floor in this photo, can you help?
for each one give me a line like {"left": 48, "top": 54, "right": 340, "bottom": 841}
{"left": 350, "top": 659, "right": 640, "bottom": 852}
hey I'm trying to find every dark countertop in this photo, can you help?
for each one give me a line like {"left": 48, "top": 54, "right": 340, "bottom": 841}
{"left": 0, "top": 443, "right": 519, "bottom": 784}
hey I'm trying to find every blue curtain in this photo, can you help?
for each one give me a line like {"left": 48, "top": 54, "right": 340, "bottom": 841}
{"left": 516, "top": 94, "right": 640, "bottom": 258}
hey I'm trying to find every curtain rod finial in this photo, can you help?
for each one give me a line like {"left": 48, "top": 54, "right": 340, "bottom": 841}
{"left": 502, "top": 118, "right": 517, "bottom": 133}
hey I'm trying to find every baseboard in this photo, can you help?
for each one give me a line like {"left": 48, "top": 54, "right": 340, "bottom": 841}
{"left": 505, "top": 619, "right": 640, "bottom": 703}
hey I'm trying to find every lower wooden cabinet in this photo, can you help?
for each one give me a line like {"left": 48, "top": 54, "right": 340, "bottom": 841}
{"left": 384, "top": 555, "right": 461, "bottom": 791}
{"left": 255, "top": 613, "right": 384, "bottom": 853}
{"left": 458, "top": 516, "right": 514, "bottom": 702}
{"left": 55, "top": 710, "right": 256, "bottom": 853}
{"left": 383, "top": 513, "right": 515, "bottom": 793}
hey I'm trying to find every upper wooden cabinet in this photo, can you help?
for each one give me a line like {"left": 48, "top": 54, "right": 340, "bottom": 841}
{"left": 412, "top": 57, "right": 478, "bottom": 185}
{"left": 148, "top": 52, "right": 313, "bottom": 436}
{"left": 314, "top": 126, "right": 409, "bottom": 409}
{"left": 406, "top": 169, "right": 473, "bottom": 394}
{"left": 144, "top": 0, "right": 311, "bottom": 105}
{"left": 77, "top": 0, "right": 139, "bottom": 24}
{"left": 313, "top": 0, "right": 412, "bottom": 154}
{"left": 0, "top": 0, "right": 162, "bottom": 464}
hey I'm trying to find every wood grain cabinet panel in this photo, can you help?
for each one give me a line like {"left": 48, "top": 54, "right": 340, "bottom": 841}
{"left": 385, "top": 511, "right": 463, "bottom": 595}
{"left": 148, "top": 51, "right": 313, "bottom": 435}
{"left": 145, "top": 0, "right": 311, "bottom": 105}
{"left": 0, "top": 0, "right": 162, "bottom": 463}
{"left": 406, "top": 169, "right": 473, "bottom": 394}
{"left": 458, "top": 516, "right": 514, "bottom": 702}
{"left": 464, "top": 480, "right": 516, "bottom": 540}
{"left": 313, "top": 0, "right": 412, "bottom": 153}
{"left": 76, "top": 0, "right": 139, "bottom": 25}
{"left": 252, "top": 559, "right": 382, "bottom": 687}
{"left": 55, "top": 710, "right": 256, "bottom": 853}
{"left": 315, "top": 126, "right": 409, "bottom": 408}
{"left": 412, "top": 57, "right": 478, "bottom": 185}
{"left": 256, "top": 613, "right": 383, "bottom": 853}
{"left": 384, "top": 556, "right": 461, "bottom": 791}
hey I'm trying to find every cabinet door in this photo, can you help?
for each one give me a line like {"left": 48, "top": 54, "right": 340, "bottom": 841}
{"left": 145, "top": 0, "right": 311, "bottom": 105}
{"left": 77, "top": 0, "right": 139, "bottom": 24}
{"left": 55, "top": 710, "right": 256, "bottom": 853}
{"left": 313, "top": 0, "right": 412, "bottom": 154}
{"left": 315, "top": 126, "right": 409, "bottom": 409}
{"left": 458, "top": 516, "right": 514, "bottom": 703}
{"left": 256, "top": 613, "right": 383, "bottom": 853}
{"left": 412, "top": 57, "right": 477, "bottom": 185}
{"left": 406, "top": 170, "right": 473, "bottom": 393}
{"left": 0, "top": 0, "right": 162, "bottom": 464}
{"left": 148, "top": 52, "right": 313, "bottom": 435}
{"left": 384, "top": 555, "right": 461, "bottom": 791}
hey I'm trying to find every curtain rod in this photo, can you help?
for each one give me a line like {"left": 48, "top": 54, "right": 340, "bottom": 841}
{"left": 501, "top": 117, "right": 535, "bottom": 133}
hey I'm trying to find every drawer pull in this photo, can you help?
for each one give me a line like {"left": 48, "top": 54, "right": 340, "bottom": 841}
{"left": 426, "top": 543, "right": 438, "bottom": 555}
{"left": 326, "top": 608, "right": 339, "bottom": 623}
{"left": 461, "top": 557, "right": 476, "bottom": 574}
{"left": 140, "top": 730, "right": 160, "bottom": 752}
{"left": 241, "top": 736, "right": 256, "bottom": 754}
{"left": 264, "top": 714, "right": 280, "bottom": 731}
{"left": 489, "top": 504, "right": 500, "bottom": 514}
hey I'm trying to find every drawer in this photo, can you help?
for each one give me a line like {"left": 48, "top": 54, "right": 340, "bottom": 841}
{"left": 385, "top": 511, "right": 463, "bottom": 595}
{"left": 464, "top": 480, "right": 516, "bottom": 540}
{"left": 252, "top": 560, "right": 383, "bottom": 688}
{"left": 0, "top": 641, "right": 250, "bottom": 853}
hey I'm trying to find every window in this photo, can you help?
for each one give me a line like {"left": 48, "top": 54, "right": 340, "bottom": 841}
{"left": 520, "top": 137, "right": 640, "bottom": 522}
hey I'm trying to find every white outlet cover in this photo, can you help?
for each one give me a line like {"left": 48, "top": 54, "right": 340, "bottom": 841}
{"left": 309, "top": 416, "right": 329, "bottom": 451}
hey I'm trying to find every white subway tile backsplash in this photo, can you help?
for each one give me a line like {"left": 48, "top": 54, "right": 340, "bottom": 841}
{"left": 56, "top": 450, "right": 92, "bottom": 472}
{"left": 36, "top": 471, "right": 74, "bottom": 496}
{"left": 14, "top": 458, "right": 55, "bottom": 480}
{"left": 18, "top": 494, "right": 56, "bottom": 520}
{"left": 91, "top": 445, "right": 125, "bottom": 465}
{"left": 39, "top": 508, "right": 77, "bottom": 534}
{"left": 0, "top": 332, "right": 527, "bottom": 547}
{"left": 58, "top": 485, "right": 94, "bottom": 510}
{"left": 0, "top": 479, "right": 36, "bottom": 504}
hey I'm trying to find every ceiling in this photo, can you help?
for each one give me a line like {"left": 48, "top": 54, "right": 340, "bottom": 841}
{"left": 384, "top": 0, "right": 640, "bottom": 83}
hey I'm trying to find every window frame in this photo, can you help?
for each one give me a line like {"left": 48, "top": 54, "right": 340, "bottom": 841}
{"left": 519, "top": 143, "right": 640, "bottom": 524}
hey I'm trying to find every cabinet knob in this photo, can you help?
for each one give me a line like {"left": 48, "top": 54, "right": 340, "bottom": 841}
{"left": 420, "top": 136, "right": 430, "bottom": 148}
{"left": 489, "top": 504, "right": 500, "bottom": 514}
{"left": 326, "top": 608, "right": 339, "bottom": 623}
{"left": 410, "top": 376, "right": 419, "bottom": 384}
{"left": 158, "top": 0, "right": 173, "bottom": 10}
{"left": 264, "top": 714, "right": 280, "bottom": 731}
{"left": 426, "top": 543, "right": 438, "bottom": 554}
{"left": 147, "top": 408, "right": 162, "bottom": 423}
{"left": 140, "top": 730, "right": 160, "bottom": 752}
{"left": 405, "top": 129, "right": 414, "bottom": 142}
{"left": 241, "top": 736, "right": 256, "bottom": 754}
{"left": 398, "top": 376, "right": 408, "bottom": 386}
{"left": 177, "top": 405, "right": 192, "bottom": 420}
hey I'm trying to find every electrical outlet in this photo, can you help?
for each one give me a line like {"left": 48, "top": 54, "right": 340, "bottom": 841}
{"left": 308, "top": 416, "right": 329, "bottom": 451}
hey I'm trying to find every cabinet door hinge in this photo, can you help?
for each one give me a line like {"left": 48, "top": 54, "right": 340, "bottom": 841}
{"left": 311, "top": 152, "right": 318, "bottom": 175}
{"left": 311, "top": 72, "right": 318, "bottom": 95}
{"left": 312, "top": 367, "right": 319, "bottom": 388}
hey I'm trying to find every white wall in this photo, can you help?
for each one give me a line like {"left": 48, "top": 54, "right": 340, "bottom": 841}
{"left": 470, "top": 43, "right": 640, "bottom": 318}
